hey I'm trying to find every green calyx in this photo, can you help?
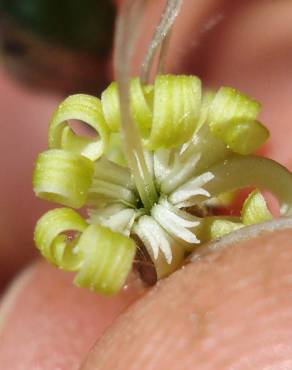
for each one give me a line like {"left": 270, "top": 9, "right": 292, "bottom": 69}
{"left": 33, "top": 73, "right": 292, "bottom": 295}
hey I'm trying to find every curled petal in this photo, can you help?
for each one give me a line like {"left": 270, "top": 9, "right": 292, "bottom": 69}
{"left": 101, "top": 78, "right": 153, "bottom": 137}
{"left": 49, "top": 94, "right": 110, "bottom": 161}
{"left": 33, "top": 149, "right": 94, "bottom": 208}
{"left": 208, "top": 87, "right": 268, "bottom": 154}
{"left": 74, "top": 224, "right": 136, "bottom": 295}
{"left": 34, "top": 208, "right": 87, "bottom": 270}
{"left": 241, "top": 189, "right": 273, "bottom": 225}
{"left": 146, "top": 75, "right": 202, "bottom": 150}
{"left": 197, "top": 216, "right": 243, "bottom": 242}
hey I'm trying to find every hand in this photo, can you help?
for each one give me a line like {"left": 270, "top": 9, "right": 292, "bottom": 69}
{"left": 1, "top": 1, "right": 292, "bottom": 369}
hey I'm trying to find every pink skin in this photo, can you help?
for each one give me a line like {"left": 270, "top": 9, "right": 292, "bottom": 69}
{"left": 0, "top": 262, "right": 145, "bottom": 370}
{"left": 1, "top": 1, "right": 292, "bottom": 369}
{"left": 0, "top": 70, "right": 59, "bottom": 287}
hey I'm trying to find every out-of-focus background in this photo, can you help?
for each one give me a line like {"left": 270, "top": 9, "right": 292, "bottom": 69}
{"left": 1, "top": 0, "right": 292, "bottom": 290}
{"left": 0, "top": 0, "right": 117, "bottom": 287}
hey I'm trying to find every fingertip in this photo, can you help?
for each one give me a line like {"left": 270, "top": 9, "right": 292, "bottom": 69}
{"left": 82, "top": 226, "right": 292, "bottom": 370}
{"left": 0, "top": 260, "right": 146, "bottom": 370}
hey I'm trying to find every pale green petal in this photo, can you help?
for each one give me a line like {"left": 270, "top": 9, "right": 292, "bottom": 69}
{"left": 34, "top": 208, "right": 87, "bottom": 270}
{"left": 208, "top": 218, "right": 243, "bottom": 239}
{"left": 74, "top": 224, "right": 136, "bottom": 295}
{"left": 208, "top": 86, "right": 260, "bottom": 134}
{"left": 101, "top": 81, "right": 120, "bottom": 132}
{"left": 101, "top": 78, "right": 153, "bottom": 137}
{"left": 146, "top": 75, "right": 201, "bottom": 149}
{"left": 224, "top": 120, "right": 269, "bottom": 155}
{"left": 33, "top": 149, "right": 94, "bottom": 209}
{"left": 48, "top": 94, "right": 110, "bottom": 161}
{"left": 196, "top": 216, "right": 242, "bottom": 242}
{"left": 241, "top": 189, "right": 273, "bottom": 225}
{"left": 208, "top": 87, "right": 268, "bottom": 153}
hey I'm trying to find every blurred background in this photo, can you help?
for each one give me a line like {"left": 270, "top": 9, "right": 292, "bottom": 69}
{"left": 0, "top": 0, "right": 117, "bottom": 287}
{"left": 0, "top": 0, "right": 291, "bottom": 289}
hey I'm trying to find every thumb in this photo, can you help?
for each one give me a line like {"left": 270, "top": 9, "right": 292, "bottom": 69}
{"left": 82, "top": 223, "right": 292, "bottom": 369}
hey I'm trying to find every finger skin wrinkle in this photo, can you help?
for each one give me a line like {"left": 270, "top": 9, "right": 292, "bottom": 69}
{"left": 82, "top": 228, "right": 292, "bottom": 370}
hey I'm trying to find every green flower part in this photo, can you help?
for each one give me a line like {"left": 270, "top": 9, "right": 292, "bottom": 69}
{"left": 49, "top": 94, "right": 110, "bottom": 161}
{"left": 32, "top": 0, "right": 292, "bottom": 294}
{"left": 33, "top": 73, "right": 292, "bottom": 294}
{"left": 33, "top": 149, "right": 94, "bottom": 208}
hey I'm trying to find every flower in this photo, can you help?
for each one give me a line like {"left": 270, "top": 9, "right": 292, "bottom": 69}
{"left": 33, "top": 75, "right": 292, "bottom": 295}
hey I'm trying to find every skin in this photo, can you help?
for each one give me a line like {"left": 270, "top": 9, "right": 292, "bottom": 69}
{"left": 1, "top": 0, "right": 292, "bottom": 369}
{"left": 0, "top": 70, "right": 58, "bottom": 288}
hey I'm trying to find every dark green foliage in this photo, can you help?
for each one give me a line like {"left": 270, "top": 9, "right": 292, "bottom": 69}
{"left": 0, "top": 0, "right": 116, "bottom": 54}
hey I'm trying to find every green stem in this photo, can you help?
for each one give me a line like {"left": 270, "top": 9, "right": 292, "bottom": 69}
{"left": 114, "top": 0, "right": 158, "bottom": 211}
{"left": 118, "top": 82, "right": 158, "bottom": 211}
{"left": 140, "top": 0, "right": 183, "bottom": 83}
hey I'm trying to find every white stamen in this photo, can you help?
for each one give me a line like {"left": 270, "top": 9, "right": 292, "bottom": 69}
{"left": 88, "top": 206, "right": 136, "bottom": 236}
{"left": 170, "top": 171, "right": 214, "bottom": 205}
{"left": 151, "top": 204, "right": 200, "bottom": 244}
{"left": 104, "top": 209, "right": 136, "bottom": 235}
{"left": 159, "top": 198, "right": 200, "bottom": 222}
{"left": 161, "top": 153, "right": 201, "bottom": 193}
{"left": 134, "top": 216, "right": 173, "bottom": 263}
{"left": 156, "top": 203, "right": 199, "bottom": 228}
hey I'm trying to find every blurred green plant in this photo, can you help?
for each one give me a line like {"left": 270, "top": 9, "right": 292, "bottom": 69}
{"left": 0, "top": 0, "right": 116, "bottom": 93}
